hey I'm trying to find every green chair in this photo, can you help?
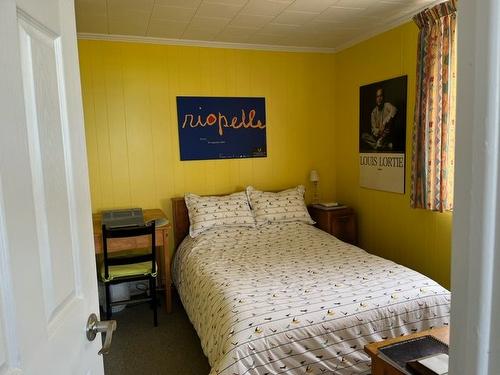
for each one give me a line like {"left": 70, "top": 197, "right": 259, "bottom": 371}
{"left": 100, "top": 222, "right": 158, "bottom": 326}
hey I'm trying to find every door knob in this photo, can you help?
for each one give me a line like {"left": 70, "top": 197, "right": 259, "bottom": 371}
{"left": 86, "top": 313, "right": 117, "bottom": 355}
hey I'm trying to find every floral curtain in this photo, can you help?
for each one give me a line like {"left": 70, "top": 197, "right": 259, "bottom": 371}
{"left": 410, "top": 0, "right": 457, "bottom": 212}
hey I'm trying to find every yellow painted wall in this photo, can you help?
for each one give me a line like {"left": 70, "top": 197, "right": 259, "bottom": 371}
{"left": 78, "top": 40, "right": 337, "bottom": 252}
{"left": 79, "top": 22, "right": 452, "bottom": 287}
{"left": 334, "top": 22, "right": 452, "bottom": 288}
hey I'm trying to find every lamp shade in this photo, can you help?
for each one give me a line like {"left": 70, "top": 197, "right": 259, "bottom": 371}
{"left": 309, "top": 170, "right": 319, "bottom": 182}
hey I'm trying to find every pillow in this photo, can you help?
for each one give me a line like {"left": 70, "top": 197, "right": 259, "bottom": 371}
{"left": 246, "top": 185, "right": 315, "bottom": 226}
{"left": 185, "top": 192, "right": 255, "bottom": 238}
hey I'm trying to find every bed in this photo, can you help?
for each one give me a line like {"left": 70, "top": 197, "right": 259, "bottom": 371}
{"left": 171, "top": 197, "right": 451, "bottom": 375}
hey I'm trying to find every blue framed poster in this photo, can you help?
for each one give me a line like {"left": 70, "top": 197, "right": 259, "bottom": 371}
{"left": 177, "top": 96, "right": 267, "bottom": 161}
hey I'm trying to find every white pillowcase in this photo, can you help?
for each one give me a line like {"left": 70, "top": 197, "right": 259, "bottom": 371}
{"left": 185, "top": 192, "right": 256, "bottom": 238}
{"left": 246, "top": 185, "right": 315, "bottom": 226}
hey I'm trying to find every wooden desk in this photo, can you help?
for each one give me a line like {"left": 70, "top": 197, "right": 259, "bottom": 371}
{"left": 93, "top": 209, "right": 172, "bottom": 313}
{"left": 364, "top": 327, "right": 449, "bottom": 375}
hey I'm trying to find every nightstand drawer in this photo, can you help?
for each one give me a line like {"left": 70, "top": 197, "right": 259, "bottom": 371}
{"left": 330, "top": 215, "right": 356, "bottom": 244}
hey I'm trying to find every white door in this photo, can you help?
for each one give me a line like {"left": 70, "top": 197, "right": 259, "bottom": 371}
{"left": 0, "top": 0, "right": 105, "bottom": 373}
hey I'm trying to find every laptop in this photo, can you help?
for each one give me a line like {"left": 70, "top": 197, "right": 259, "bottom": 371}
{"left": 101, "top": 208, "right": 145, "bottom": 229}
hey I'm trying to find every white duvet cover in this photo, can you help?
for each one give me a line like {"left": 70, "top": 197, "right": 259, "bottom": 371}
{"left": 172, "top": 222, "right": 450, "bottom": 375}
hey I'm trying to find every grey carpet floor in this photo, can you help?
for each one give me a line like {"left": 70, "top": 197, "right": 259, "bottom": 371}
{"left": 104, "top": 294, "right": 210, "bottom": 375}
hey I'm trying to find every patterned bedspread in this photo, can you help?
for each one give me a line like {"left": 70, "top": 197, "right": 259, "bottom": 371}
{"left": 172, "top": 222, "right": 450, "bottom": 375}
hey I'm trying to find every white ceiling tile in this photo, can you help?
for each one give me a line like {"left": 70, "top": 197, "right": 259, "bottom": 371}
{"left": 215, "top": 26, "right": 257, "bottom": 42}
{"left": 76, "top": 0, "right": 106, "bottom": 6}
{"left": 333, "top": 0, "right": 375, "bottom": 8}
{"left": 360, "top": 2, "right": 406, "bottom": 19}
{"left": 241, "top": 0, "right": 293, "bottom": 17}
{"left": 381, "top": 0, "right": 428, "bottom": 4}
{"left": 218, "top": 26, "right": 257, "bottom": 38}
{"left": 75, "top": 0, "right": 437, "bottom": 49}
{"left": 331, "top": 19, "right": 373, "bottom": 30}
{"left": 247, "top": 32, "right": 291, "bottom": 45}
{"left": 229, "top": 14, "right": 274, "bottom": 28}
{"left": 76, "top": 0, "right": 107, "bottom": 17}
{"left": 155, "top": 0, "right": 201, "bottom": 7}
{"left": 151, "top": 5, "right": 196, "bottom": 22}
{"left": 147, "top": 20, "right": 187, "bottom": 38}
{"left": 190, "top": 16, "right": 231, "bottom": 31}
{"left": 287, "top": 0, "right": 338, "bottom": 13}
{"left": 196, "top": 2, "right": 242, "bottom": 18}
{"left": 303, "top": 21, "right": 357, "bottom": 33}
{"left": 108, "top": 17, "right": 149, "bottom": 36}
{"left": 205, "top": 0, "right": 248, "bottom": 5}
{"left": 107, "top": 0, "right": 154, "bottom": 13}
{"left": 288, "top": 33, "right": 319, "bottom": 43}
{"left": 278, "top": 39, "right": 307, "bottom": 47}
{"left": 273, "top": 11, "right": 319, "bottom": 25}
{"left": 316, "top": 29, "right": 362, "bottom": 40}
{"left": 315, "top": 6, "right": 372, "bottom": 22}
{"left": 76, "top": 13, "right": 108, "bottom": 33}
{"left": 106, "top": 8, "right": 150, "bottom": 22}
{"left": 260, "top": 23, "right": 299, "bottom": 36}
{"left": 183, "top": 25, "right": 220, "bottom": 40}
{"left": 215, "top": 33, "right": 252, "bottom": 43}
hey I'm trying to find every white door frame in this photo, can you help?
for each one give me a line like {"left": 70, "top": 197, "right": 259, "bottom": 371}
{"left": 450, "top": 0, "right": 500, "bottom": 373}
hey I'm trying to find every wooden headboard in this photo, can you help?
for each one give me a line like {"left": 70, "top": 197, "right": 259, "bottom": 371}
{"left": 171, "top": 197, "right": 189, "bottom": 249}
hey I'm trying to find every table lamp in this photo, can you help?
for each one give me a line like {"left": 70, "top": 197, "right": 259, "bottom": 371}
{"left": 309, "top": 170, "right": 319, "bottom": 204}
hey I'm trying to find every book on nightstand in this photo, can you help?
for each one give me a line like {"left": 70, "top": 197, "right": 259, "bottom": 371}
{"left": 312, "top": 202, "right": 347, "bottom": 210}
{"left": 377, "top": 335, "right": 449, "bottom": 375}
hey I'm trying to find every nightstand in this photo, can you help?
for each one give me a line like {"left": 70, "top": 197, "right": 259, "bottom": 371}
{"left": 307, "top": 205, "right": 357, "bottom": 245}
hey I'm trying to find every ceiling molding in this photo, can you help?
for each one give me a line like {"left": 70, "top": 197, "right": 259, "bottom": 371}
{"left": 76, "top": 33, "right": 337, "bottom": 54}
{"left": 334, "top": 0, "right": 446, "bottom": 52}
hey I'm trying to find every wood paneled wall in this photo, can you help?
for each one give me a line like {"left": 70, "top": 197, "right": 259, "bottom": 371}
{"left": 78, "top": 40, "right": 337, "bottom": 254}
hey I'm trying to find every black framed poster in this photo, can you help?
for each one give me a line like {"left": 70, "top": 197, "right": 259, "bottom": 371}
{"left": 177, "top": 96, "right": 267, "bottom": 161}
{"left": 359, "top": 75, "right": 407, "bottom": 193}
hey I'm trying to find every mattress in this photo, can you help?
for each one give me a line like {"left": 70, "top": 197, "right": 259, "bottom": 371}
{"left": 172, "top": 222, "right": 450, "bottom": 375}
